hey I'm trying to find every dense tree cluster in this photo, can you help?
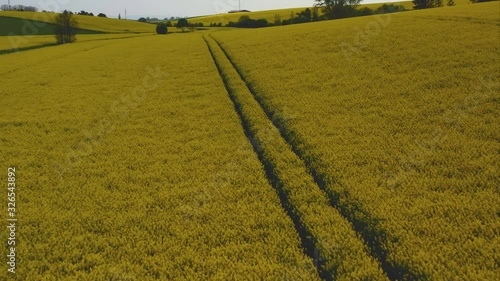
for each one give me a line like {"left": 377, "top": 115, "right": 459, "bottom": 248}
{"left": 227, "top": 4, "right": 406, "bottom": 29}
{"left": 175, "top": 19, "right": 204, "bottom": 32}
{"left": 176, "top": 18, "right": 189, "bottom": 32}
{"left": 282, "top": 8, "right": 322, "bottom": 25}
{"left": 227, "top": 16, "right": 269, "bottom": 28}
{"left": 53, "top": 10, "right": 77, "bottom": 44}
{"left": 69, "top": 11, "right": 111, "bottom": 17}
{"left": 315, "top": 0, "right": 362, "bottom": 19}
{"left": 156, "top": 22, "right": 168, "bottom": 34}
{"left": 77, "top": 10, "right": 94, "bottom": 16}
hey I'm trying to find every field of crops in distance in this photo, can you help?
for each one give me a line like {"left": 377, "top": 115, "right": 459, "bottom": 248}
{"left": 210, "top": 2, "right": 499, "bottom": 280}
{"left": 0, "top": 11, "right": 155, "bottom": 33}
{"left": 189, "top": 1, "right": 414, "bottom": 26}
{"left": 0, "top": 34, "right": 323, "bottom": 280}
{"left": 185, "top": 0, "right": 476, "bottom": 26}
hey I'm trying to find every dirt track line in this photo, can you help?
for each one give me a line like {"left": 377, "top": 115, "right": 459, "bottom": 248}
{"left": 203, "top": 34, "right": 392, "bottom": 281}
{"left": 208, "top": 34, "right": 422, "bottom": 281}
{"left": 203, "top": 34, "right": 328, "bottom": 280}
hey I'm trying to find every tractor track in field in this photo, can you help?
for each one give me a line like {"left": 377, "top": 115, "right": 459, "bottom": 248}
{"left": 203, "top": 35, "right": 330, "bottom": 280}
{"left": 204, "top": 33, "right": 390, "bottom": 280}
{"left": 206, "top": 34, "right": 422, "bottom": 281}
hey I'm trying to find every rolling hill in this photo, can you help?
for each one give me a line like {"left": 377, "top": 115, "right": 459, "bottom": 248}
{"left": 184, "top": 0, "right": 475, "bottom": 25}
{"left": 0, "top": 11, "right": 155, "bottom": 34}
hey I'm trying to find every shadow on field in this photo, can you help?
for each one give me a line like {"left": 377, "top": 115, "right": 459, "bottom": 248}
{"left": 0, "top": 43, "right": 58, "bottom": 55}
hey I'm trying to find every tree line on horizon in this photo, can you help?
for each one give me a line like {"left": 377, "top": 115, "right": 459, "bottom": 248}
{"left": 212, "top": 0, "right": 494, "bottom": 29}
{"left": 0, "top": 5, "right": 111, "bottom": 19}
{"left": 155, "top": 18, "right": 206, "bottom": 34}
{"left": 227, "top": 2, "right": 407, "bottom": 29}
{"left": 49, "top": 0, "right": 496, "bottom": 43}
{"left": 0, "top": 4, "right": 37, "bottom": 11}
{"left": 149, "top": 0, "right": 495, "bottom": 30}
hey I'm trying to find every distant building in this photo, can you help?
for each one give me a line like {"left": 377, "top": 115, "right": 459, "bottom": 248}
{"left": 228, "top": 10, "right": 251, "bottom": 13}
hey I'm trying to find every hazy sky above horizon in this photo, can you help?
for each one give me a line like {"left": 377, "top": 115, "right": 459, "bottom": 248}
{"left": 8, "top": 0, "right": 403, "bottom": 19}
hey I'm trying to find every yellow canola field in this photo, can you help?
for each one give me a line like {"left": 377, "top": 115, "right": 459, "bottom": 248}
{"left": 204, "top": 34, "right": 387, "bottom": 280}
{"left": 211, "top": 2, "right": 500, "bottom": 280}
{"left": 0, "top": 34, "right": 318, "bottom": 280}
{"left": 0, "top": 2, "right": 498, "bottom": 280}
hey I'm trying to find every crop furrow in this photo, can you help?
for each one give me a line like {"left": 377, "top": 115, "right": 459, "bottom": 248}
{"left": 203, "top": 36, "right": 325, "bottom": 279}
{"left": 203, "top": 34, "right": 388, "bottom": 281}
{"left": 209, "top": 34, "right": 422, "bottom": 280}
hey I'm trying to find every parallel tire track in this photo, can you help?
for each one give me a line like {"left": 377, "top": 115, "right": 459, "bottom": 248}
{"left": 203, "top": 34, "right": 388, "bottom": 281}
{"left": 208, "top": 34, "right": 422, "bottom": 281}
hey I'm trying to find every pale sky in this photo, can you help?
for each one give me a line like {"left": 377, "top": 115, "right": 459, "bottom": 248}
{"left": 7, "top": 0, "right": 403, "bottom": 19}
